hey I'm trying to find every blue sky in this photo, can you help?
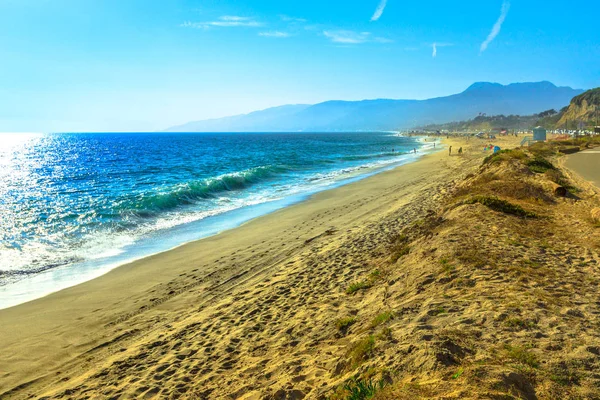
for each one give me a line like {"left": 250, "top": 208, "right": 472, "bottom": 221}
{"left": 0, "top": 0, "right": 598, "bottom": 132}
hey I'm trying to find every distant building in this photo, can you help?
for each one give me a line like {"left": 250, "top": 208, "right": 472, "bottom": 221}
{"left": 595, "top": 126, "right": 600, "bottom": 134}
{"left": 533, "top": 126, "right": 547, "bottom": 141}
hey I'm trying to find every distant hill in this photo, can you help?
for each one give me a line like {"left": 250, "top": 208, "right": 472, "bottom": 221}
{"left": 165, "top": 82, "right": 583, "bottom": 132}
{"left": 556, "top": 87, "right": 600, "bottom": 129}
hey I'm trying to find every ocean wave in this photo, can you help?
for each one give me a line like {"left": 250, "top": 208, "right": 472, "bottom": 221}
{"left": 338, "top": 151, "right": 408, "bottom": 162}
{"left": 120, "top": 165, "right": 289, "bottom": 216}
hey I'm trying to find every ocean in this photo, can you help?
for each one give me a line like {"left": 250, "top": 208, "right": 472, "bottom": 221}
{"left": 0, "top": 132, "right": 435, "bottom": 308}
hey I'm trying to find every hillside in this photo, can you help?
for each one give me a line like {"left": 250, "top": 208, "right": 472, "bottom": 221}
{"left": 165, "top": 82, "right": 583, "bottom": 132}
{"left": 557, "top": 88, "right": 600, "bottom": 129}
{"left": 418, "top": 109, "right": 561, "bottom": 132}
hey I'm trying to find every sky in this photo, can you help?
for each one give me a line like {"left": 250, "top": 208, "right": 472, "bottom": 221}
{"left": 0, "top": 0, "right": 598, "bottom": 132}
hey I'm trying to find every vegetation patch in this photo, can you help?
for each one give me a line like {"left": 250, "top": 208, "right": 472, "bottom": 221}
{"left": 482, "top": 149, "right": 527, "bottom": 166}
{"left": 336, "top": 317, "right": 357, "bottom": 332}
{"left": 451, "top": 368, "right": 464, "bottom": 380}
{"left": 347, "top": 335, "right": 376, "bottom": 369}
{"left": 346, "top": 281, "right": 372, "bottom": 295}
{"left": 370, "top": 311, "right": 393, "bottom": 329}
{"left": 346, "top": 269, "right": 384, "bottom": 295}
{"left": 528, "top": 141, "right": 559, "bottom": 158}
{"left": 376, "top": 327, "right": 393, "bottom": 341}
{"left": 329, "top": 377, "right": 386, "bottom": 400}
{"left": 504, "top": 345, "right": 539, "bottom": 369}
{"left": 455, "top": 248, "right": 489, "bottom": 269}
{"left": 504, "top": 317, "right": 537, "bottom": 331}
{"left": 439, "top": 257, "right": 456, "bottom": 274}
{"left": 549, "top": 361, "right": 581, "bottom": 386}
{"left": 465, "top": 196, "right": 537, "bottom": 218}
{"left": 526, "top": 157, "right": 556, "bottom": 174}
{"left": 389, "top": 235, "right": 410, "bottom": 263}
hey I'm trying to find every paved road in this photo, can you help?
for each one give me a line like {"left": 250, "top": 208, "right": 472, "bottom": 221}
{"left": 564, "top": 149, "right": 600, "bottom": 189}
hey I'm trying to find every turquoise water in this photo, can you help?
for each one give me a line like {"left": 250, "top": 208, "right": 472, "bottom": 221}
{"left": 0, "top": 132, "right": 434, "bottom": 308}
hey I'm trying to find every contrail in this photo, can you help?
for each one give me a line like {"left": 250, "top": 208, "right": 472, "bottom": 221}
{"left": 480, "top": 0, "right": 510, "bottom": 53}
{"left": 371, "top": 0, "right": 388, "bottom": 21}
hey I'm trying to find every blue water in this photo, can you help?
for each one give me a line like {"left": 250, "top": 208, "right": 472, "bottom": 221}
{"left": 0, "top": 132, "right": 435, "bottom": 308}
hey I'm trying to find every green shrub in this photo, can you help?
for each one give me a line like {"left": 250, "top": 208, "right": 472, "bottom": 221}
{"left": 329, "top": 377, "right": 386, "bottom": 400}
{"left": 526, "top": 157, "right": 555, "bottom": 173}
{"left": 465, "top": 196, "right": 537, "bottom": 218}
{"left": 482, "top": 149, "right": 527, "bottom": 165}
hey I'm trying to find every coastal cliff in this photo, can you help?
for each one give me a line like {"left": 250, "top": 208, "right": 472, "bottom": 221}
{"left": 557, "top": 88, "right": 600, "bottom": 128}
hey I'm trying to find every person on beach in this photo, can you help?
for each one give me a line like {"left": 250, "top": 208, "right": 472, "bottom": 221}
{"left": 449, "top": 146, "right": 452, "bottom": 155}
{"left": 413, "top": 148, "right": 417, "bottom": 154}
{"left": 458, "top": 147, "right": 463, "bottom": 155}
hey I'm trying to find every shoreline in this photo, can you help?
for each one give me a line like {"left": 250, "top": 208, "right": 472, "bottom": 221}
{"left": 0, "top": 139, "right": 437, "bottom": 310}
{"left": 0, "top": 135, "right": 483, "bottom": 398}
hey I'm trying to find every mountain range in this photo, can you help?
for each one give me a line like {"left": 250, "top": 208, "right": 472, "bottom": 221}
{"left": 164, "top": 82, "right": 584, "bottom": 132}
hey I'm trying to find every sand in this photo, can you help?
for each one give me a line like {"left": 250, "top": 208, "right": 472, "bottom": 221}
{"left": 0, "top": 135, "right": 569, "bottom": 399}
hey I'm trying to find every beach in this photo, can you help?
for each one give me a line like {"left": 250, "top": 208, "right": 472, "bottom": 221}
{"left": 3, "top": 134, "right": 600, "bottom": 399}
{"left": 0, "top": 136, "right": 460, "bottom": 398}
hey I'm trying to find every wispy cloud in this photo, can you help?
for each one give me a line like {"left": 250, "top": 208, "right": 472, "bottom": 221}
{"left": 323, "top": 30, "right": 392, "bottom": 44}
{"left": 371, "top": 0, "right": 388, "bottom": 21}
{"left": 324, "top": 30, "right": 371, "bottom": 44}
{"left": 181, "top": 16, "right": 262, "bottom": 29}
{"left": 279, "top": 15, "right": 307, "bottom": 23}
{"left": 480, "top": 1, "right": 510, "bottom": 53}
{"left": 259, "top": 31, "right": 291, "bottom": 38}
{"left": 431, "top": 42, "right": 453, "bottom": 58}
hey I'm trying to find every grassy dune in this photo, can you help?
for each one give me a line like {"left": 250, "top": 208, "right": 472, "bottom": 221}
{"left": 331, "top": 140, "right": 600, "bottom": 400}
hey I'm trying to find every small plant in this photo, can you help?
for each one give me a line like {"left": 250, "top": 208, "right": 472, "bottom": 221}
{"left": 465, "top": 195, "right": 537, "bottom": 218}
{"left": 389, "top": 233, "right": 410, "bottom": 263}
{"left": 370, "top": 311, "right": 393, "bottom": 328}
{"left": 368, "top": 269, "right": 381, "bottom": 281}
{"left": 504, "top": 344, "right": 539, "bottom": 368}
{"left": 347, "top": 336, "right": 376, "bottom": 369}
{"left": 451, "top": 368, "right": 464, "bottom": 379}
{"left": 346, "top": 281, "right": 372, "bottom": 295}
{"left": 439, "top": 257, "right": 455, "bottom": 274}
{"left": 504, "top": 317, "right": 537, "bottom": 331}
{"left": 336, "top": 317, "right": 357, "bottom": 332}
{"left": 390, "top": 244, "right": 410, "bottom": 263}
{"left": 432, "top": 306, "right": 447, "bottom": 316}
{"left": 330, "top": 377, "right": 386, "bottom": 400}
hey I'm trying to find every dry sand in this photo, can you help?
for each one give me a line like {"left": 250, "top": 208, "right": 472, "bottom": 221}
{"left": 2, "top": 134, "right": 597, "bottom": 399}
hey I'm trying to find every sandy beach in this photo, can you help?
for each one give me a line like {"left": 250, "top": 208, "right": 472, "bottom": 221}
{"left": 2, "top": 134, "right": 599, "bottom": 399}
{"left": 0, "top": 137, "right": 463, "bottom": 398}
